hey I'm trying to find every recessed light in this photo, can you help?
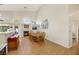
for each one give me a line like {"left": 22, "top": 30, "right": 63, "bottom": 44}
{"left": 24, "top": 7, "right": 27, "bottom": 9}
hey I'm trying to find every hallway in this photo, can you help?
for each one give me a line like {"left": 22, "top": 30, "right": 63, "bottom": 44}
{"left": 7, "top": 37, "right": 79, "bottom": 55}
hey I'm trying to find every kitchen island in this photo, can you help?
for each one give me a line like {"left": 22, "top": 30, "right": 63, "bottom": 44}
{"left": 0, "top": 31, "right": 12, "bottom": 55}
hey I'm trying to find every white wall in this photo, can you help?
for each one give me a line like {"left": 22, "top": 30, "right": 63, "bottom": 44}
{"left": 37, "top": 5, "right": 70, "bottom": 48}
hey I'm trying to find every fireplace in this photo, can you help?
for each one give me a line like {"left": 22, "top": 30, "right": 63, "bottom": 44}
{"left": 24, "top": 31, "right": 29, "bottom": 36}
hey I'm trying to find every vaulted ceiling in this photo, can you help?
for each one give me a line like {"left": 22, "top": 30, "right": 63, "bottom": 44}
{"left": 0, "top": 4, "right": 42, "bottom": 11}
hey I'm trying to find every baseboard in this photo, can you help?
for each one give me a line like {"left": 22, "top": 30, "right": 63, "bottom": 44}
{"left": 46, "top": 39, "right": 70, "bottom": 48}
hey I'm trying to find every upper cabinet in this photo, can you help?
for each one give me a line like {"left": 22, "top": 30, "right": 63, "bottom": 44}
{"left": 0, "top": 24, "right": 9, "bottom": 32}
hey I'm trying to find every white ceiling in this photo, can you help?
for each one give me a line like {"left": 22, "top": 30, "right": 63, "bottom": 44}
{"left": 0, "top": 4, "right": 42, "bottom": 11}
{"left": 68, "top": 4, "right": 79, "bottom": 13}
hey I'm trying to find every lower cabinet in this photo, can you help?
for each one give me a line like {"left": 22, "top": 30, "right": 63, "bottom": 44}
{"left": 0, "top": 47, "right": 6, "bottom": 55}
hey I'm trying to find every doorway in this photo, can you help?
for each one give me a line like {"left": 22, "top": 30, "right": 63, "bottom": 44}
{"left": 70, "top": 15, "right": 78, "bottom": 46}
{"left": 15, "top": 26, "right": 19, "bottom": 34}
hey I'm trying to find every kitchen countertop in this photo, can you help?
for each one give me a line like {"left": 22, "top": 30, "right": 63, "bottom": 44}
{"left": 0, "top": 31, "right": 12, "bottom": 34}
{"left": 0, "top": 31, "right": 12, "bottom": 51}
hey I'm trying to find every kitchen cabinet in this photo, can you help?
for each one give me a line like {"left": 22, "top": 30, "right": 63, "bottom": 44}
{"left": 0, "top": 44, "right": 7, "bottom": 55}
{"left": 0, "top": 46, "right": 6, "bottom": 55}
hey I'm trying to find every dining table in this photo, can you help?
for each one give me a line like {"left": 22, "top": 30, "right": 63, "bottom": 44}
{"left": 31, "top": 32, "right": 45, "bottom": 42}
